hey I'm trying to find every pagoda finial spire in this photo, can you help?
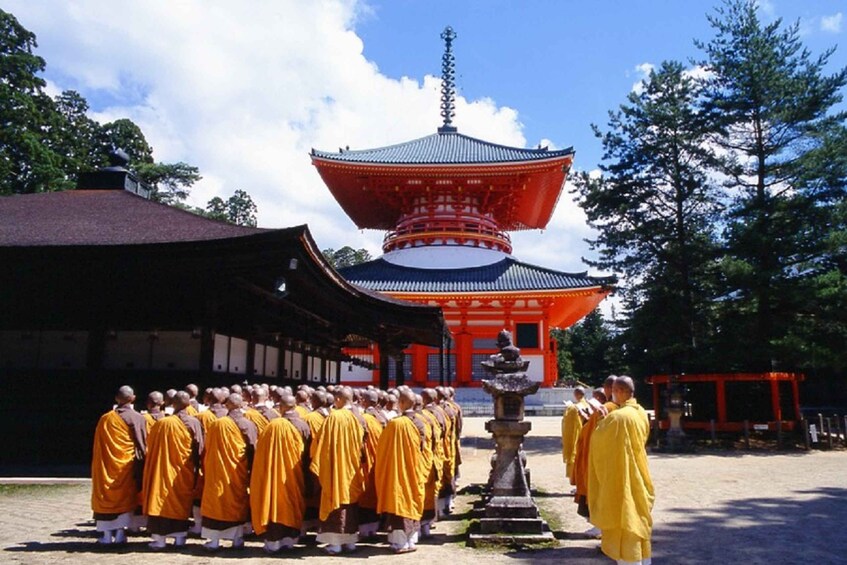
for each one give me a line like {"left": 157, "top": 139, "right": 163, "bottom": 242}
{"left": 439, "top": 26, "right": 457, "bottom": 133}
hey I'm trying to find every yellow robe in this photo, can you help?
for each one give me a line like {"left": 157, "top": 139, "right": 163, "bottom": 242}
{"left": 294, "top": 405, "right": 310, "bottom": 418}
{"left": 91, "top": 411, "right": 139, "bottom": 516}
{"left": 588, "top": 398, "right": 654, "bottom": 563}
{"left": 309, "top": 408, "right": 365, "bottom": 521}
{"left": 358, "top": 412, "right": 384, "bottom": 514}
{"left": 201, "top": 417, "right": 250, "bottom": 523}
{"left": 142, "top": 415, "right": 196, "bottom": 520}
{"left": 375, "top": 415, "right": 428, "bottom": 520}
{"left": 250, "top": 417, "right": 306, "bottom": 535}
{"left": 561, "top": 399, "right": 588, "bottom": 484}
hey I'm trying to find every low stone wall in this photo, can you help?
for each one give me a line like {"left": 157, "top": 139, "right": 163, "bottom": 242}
{"left": 455, "top": 386, "right": 592, "bottom": 416}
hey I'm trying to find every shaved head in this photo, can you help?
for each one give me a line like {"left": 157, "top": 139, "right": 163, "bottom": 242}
{"left": 173, "top": 390, "right": 191, "bottom": 411}
{"left": 226, "top": 393, "right": 244, "bottom": 410}
{"left": 147, "top": 391, "right": 164, "bottom": 406}
{"left": 279, "top": 393, "right": 296, "bottom": 413}
{"left": 116, "top": 386, "right": 135, "bottom": 404}
{"left": 185, "top": 383, "right": 199, "bottom": 398}
{"left": 422, "top": 388, "right": 437, "bottom": 404}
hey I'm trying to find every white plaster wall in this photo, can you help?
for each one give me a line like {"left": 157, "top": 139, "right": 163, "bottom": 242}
{"left": 382, "top": 246, "right": 509, "bottom": 269}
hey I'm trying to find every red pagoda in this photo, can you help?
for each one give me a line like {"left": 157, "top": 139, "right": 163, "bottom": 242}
{"left": 311, "top": 27, "right": 614, "bottom": 388}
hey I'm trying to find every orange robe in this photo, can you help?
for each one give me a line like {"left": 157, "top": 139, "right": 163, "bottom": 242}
{"left": 201, "top": 417, "right": 251, "bottom": 524}
{"left": 303, "top": 410, "right": 327, "bottom": 518}
{"left": 250, "top": 418, "right": 306, "bottom": 536}
{"left": 192, "top": 409, "right": 220, "bottom": 503}
{"left": 294, "top": 405, "right": 310, "bottom": 418}
{"left": 573, "top": 401, "right": 618, "bottom": 501}
{"left": 309, "top": 408, "right": 365, "bottom": 521}
{"left": 358, "top": 412, "right": 384, "bottom": 518}
{"left": 91, "top": 411, "right": 141, "bottom": 517}
{"left": 418, "top": 409, "right": 444, "bottom": 516}
{"left": 244, "top": 407, "right": 270, "bottom": 435}
{"left": 438, "top": 406, "right": 456, "bottom": 497}
{"left": 375, "top": 415, "right": 428, "bottom": 520}
{"left": 142, "top": 415, "right": 198, "bottom": 521}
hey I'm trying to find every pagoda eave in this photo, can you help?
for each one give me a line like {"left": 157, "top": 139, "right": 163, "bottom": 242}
{"left": 379, "top": 286, "right": 612, "bottom": 329}
{"left": 311, "top": 154, "right": 573, "bottom": 231}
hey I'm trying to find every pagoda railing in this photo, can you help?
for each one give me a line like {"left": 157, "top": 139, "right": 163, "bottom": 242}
{"left": 383, "top": 221, "right": 512, "bottom": 253}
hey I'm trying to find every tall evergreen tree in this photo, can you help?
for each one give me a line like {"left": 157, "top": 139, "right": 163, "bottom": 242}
{"left": 574, "top": 61, "right": 721, "bottom": 373}
{"left": 0, "top": 9, "right": 68, "bottom": 193}
{"left": 698, "top": 0, "right": 847, "bottom": 370}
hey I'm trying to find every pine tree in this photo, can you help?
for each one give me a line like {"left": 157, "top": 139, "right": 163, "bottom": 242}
{"left": 698, "top": 0, "right": 847, "bottom": 370}
{"left": 574, "top": 61, "right": 721, "bottom": 372}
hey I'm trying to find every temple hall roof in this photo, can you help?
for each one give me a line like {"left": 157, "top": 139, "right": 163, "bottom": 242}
{"left": 311, "top": 130, "right": 574, "bottom": 166}
{"left": 339, "top": 256, "right": 615, "bottom": 294}
{"left": 0, "top": 189, "right": 267, "bottom": 247}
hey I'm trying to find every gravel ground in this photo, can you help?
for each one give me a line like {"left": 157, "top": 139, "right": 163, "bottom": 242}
{"left": 1, "top": 416, "right": 845, "bottom": 564}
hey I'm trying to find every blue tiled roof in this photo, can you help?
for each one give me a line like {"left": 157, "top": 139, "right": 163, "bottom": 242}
{"left": 312, "top": 131, "right": 574, "bottom": 165}
{"left": 339, "top": 257, "right": 615, "bottom": 293}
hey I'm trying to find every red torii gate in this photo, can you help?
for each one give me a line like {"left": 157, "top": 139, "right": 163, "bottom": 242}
{"left": 647, "top": 372, "right": 805, "bottom": 432}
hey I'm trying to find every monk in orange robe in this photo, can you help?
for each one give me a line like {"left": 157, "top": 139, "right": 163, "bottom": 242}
{"left": 90, "top": 385, "right": 148, "bottom": 545}
{"left": 420, "top": 388, "right": 447, "bottom": 537}
{"left": 573, "top": 375, "right": 619, "bottom": 535}
{"left": 562, "top": 386, "right": 590, "bottom": 485}
{"left": 142, "top": 391, "right": 166, "bottom": 432}
{"left": 309, "top": 386, "right": 366, "bottom": 555}
{"left": 143, "top": 391, "right": 204, "bottom": 549}
{"left": 376, "top": 388, "right": 428, "bottom": 554}
{"left": 243, "top": 386, "right": 277, "bottom": 435}
{"left": 303, "top": 390, "right": 331, "bottom": 530}
{"left": 200, "top": 393, "right": 258, "bottom": 550}
{"left": 436, "top": 386, "right": 457, "bottom": 515}
{"left": 294, "top": 387, "right": 312, "bottom": 418}
{"left": 357, "top": 390, "right": 385, "bottom": 538}
{"left": 190, "top": 387, "right": 228, "bottom": 535}
{"left": 589, "top": 376, "right": 654, "bottom": 564}
{"left": 250, "top": 406, "right": 306, "bottom": 553}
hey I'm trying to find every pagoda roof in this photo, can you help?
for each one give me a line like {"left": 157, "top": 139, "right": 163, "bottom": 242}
{"left": 311, "top": 130, "right": 574, "bottom": 166}
{"left": 339, "top": 257, "right": 615, "bottom": 294}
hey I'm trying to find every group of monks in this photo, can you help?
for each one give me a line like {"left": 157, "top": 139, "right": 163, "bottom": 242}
{"left": 90, "top": 381, "right": 463, "bottom": 555}
{"left": 561, "top": 375, "right": 655, "bottom": 565}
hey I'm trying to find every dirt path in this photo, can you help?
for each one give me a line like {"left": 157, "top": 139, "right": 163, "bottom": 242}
{"left": 1, "top": 416, "right": 845, "bottom": 564}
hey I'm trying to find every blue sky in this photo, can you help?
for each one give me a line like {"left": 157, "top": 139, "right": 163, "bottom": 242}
{"left": 355, "top": 0, "right": 847, "bottom": 169}
{"left": 6, "top": 0, "right": 846, "bottom": 286}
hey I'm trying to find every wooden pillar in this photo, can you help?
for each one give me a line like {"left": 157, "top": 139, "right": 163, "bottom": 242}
{"left": 378, "top": 344, "right": 390, "bottom": 390}
{"left": 652, "top": 381, "right": 660, "bottom": 421}
{"left": 791, "top": 377, "right": 801, "bottom": 421}
{"left": 716, "top": 379, "right": 727, "bottom": 424}
{"left": 395, "top": 354, "right": 405, "bottom": 387}
{"left": 770, "top": 378, "right": 781, "bottom": 421}
{"left": 199, "top": 326, "right": 215, "bottom": 380}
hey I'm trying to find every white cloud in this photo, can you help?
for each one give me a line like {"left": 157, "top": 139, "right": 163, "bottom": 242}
{"left": 631, "top": 62, "right": 655, "bottom": 94}
{"left": 755, "top": 0, "right": 776, "bottom": 19}
{"left": 821, "top": 13, "right": 843, "bottom": 33}
{"left": 8, "top": 0, "right": 595, "bottom": 275}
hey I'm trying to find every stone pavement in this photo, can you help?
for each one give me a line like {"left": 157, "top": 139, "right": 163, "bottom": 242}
{"left": 1, "top": 416, "right": 846, "bottom": 564}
